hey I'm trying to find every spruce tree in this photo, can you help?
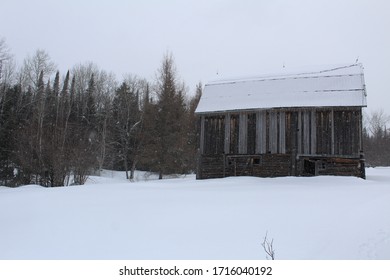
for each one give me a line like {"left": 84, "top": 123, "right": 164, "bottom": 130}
{"left": 0, "top": 86, "right": 20, "bottom": 186}
{"left": 153, "top": 53, "right": 187, "bottom": 179}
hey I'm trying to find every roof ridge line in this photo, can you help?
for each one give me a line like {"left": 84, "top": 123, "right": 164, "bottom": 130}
{"left": 207, "top": 63, "right": 361, "bottom": 86}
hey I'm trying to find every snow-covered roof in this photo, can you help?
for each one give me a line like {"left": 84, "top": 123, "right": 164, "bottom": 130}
{"left": 195, "top": 63, "right": 367, "bottom": 114}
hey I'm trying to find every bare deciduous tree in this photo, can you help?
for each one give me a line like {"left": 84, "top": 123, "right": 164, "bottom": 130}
{"left": 110, "top": 76, "right": 143, "bottom": 179}
{"left": 0, "top": 37, "right": 14, "bottom": 99}
{"left": 0, "top": 38, "right": 12, "bottom": 61}
{"left": 365, "top": 109, "right": 390, "bottom": 136}
{"left": 0, "top": 37, "right": 13, "bottom": 81}
{"left": 21, "top": 49, "right": 56, "bottom": 91}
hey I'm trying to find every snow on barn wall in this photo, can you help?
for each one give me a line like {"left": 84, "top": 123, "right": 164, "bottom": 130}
{"left": 195, "top": 64, "right": 367, "bottom": 179}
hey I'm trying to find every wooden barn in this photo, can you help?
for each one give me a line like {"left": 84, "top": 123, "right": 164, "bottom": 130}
{"left": 195, "top": 64, "right": 367, "bottom": 179}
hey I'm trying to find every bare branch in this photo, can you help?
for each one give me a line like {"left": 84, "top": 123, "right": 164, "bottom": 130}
{"left": 365, "top": 109, "right": 390, "bottom": 137}
{"left": 0, "top": 37, "right": 12, "bottom": 61}
{"left": 261, "top": 231, "right": 275, "bottom": 260}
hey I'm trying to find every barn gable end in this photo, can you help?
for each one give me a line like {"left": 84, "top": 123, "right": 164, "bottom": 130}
{"left": 195, "top": 64, "right": 367, "bottom": 179}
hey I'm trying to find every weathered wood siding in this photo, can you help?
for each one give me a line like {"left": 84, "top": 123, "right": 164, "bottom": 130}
{"left": 198, "top": 154, "right": 225, "bottom": 179}
{"left": 316, "top": 111, "right": 332, "bottom": 155}
{"left": 198, "top": 154, "right": 291, "bottom": 178}
{"left": 197, "top": 107, "right": 364, "bottom": 179}
{"left": 334, "top": 110, "right": 361, "bottom": 156}
{"left": 247, "top": 113, "right": 256, "bottom": 154}
{"left": 202, "top": 115, "right": 225, "bottom": 155}
{"left": 230, "top": 114, "right": 239, "bottom": 154}
{"left": 251, "top": 154, "right": 291, "bottom": 177}
{"left": 256, "top": 111, "right": 267, "bottom": 154}
{"left": 239, "top": 112, "right": 247, "bottom": 154}
{"left": 298, "top": 156, "right": 364, "bottom": 178}
{"left": 269, "top": 111, "right": 278, "bottom": 153}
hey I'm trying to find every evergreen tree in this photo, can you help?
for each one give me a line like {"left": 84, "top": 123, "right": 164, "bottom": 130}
{"left": 0, "top": 86, "right": 20, "bottom": 186}
{"left": 153, "top": 53, "right": 188, "bottom": 179}
{"left": 72, "top": 74, "right": 98, "bottom": 184}
{"left": 138, "top": 83, "right": 159, "bottom": 173}
{"left": 33, "top": 70, "right": 46, "bottom": 183}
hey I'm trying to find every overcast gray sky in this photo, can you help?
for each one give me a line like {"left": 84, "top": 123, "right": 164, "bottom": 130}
{"left": 1, "top": 0, "right": 389, "bottom": 113}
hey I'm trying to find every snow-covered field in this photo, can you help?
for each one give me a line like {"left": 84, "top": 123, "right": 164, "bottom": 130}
{"left": 1, "top": 168, "right": 390, "bottom": 260}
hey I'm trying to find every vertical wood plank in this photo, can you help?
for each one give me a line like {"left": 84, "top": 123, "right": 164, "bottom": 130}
{"left": 279, "top": 111, "right": 286, "bottom": 154}
{"left": 358, "top": 109, "right": 363, "bottom": 153}
{"left": 297, "top": 111, "right": 302, "bottom": 154}
{"left": 270, "top": 112, "right": 278, "bottom": 153}
{"left": 230, "top": 114, "right": 239, "bottom": 154}
{"left": 239, "top": 112, "right": 247, "bottom": 154}
{"left": 256, "top": 112, "right": 261, "bottom": 154}
{"left": 224, "top": 113, "right": 230, "bottom": 154}
{"left": 331, "top": 109, "right": 335, "bottom": 155}
{"left": 247, "top": 113, "right": 256, "bottom": 154}
{"left": 290, "top": 112, "right": 298, "bottom": 176}
{"left": 262, "top": 112, "right": 267, "bottom": 154}
{"left": 311, "top": 110, "right": 316, "bottom": 154}
{"left": 200, "top": 115, "right": 205, "bottom": 154}
{"left": 303, "top": 111, "right": 310, "bottom": 154}
{"left": 256, "top": 111, "right": 267, "bottom": 154}
{"left": 218, "top": 115, "right": 225, "bottom": 154}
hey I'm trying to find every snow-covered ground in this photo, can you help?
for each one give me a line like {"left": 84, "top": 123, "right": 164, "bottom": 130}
{"left": 1, "top": 168, "right": 390, "bottom": 260}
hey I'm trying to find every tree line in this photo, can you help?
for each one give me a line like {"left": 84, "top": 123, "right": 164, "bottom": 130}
{"left": 0, "top": 39, "right": 201, "bottom": 187}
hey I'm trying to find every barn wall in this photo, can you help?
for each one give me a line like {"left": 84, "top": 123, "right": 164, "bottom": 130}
{"left": 197, "top": 107, "right": 364, "bottom": 179}
{"left": 202, "top": 115, "right": 225, "bottom": 155}
{"left": 198, "top": 154, "right": 291, "bottom": 179}
{"left": 297, "top": 156, "right": 365, "bottom": 178}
